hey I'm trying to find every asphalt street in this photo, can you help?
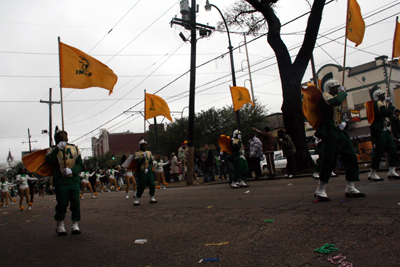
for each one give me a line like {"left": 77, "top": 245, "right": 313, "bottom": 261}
{"left": 1, "top": 171, "right": 399, "bottom": 267}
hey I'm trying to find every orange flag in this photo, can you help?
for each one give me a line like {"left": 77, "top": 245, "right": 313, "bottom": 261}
{"left": 145, "top": 93, "right": 173, "bottom": 122}
{"left": 393, "top": 18, "right": 400, "bottom": 58}
{"left": 22, "top": 149, "right": 54, "bottom": 177}
{"left": 301, "top": 83, "right": 323, "bottom": 130}
{"left": 230, "top": 86, "right": 255, "bottom": 111}
{"left": 364, "top": 100, "right": 375, "bottom": 124}
{"left": 347, "top": 0, "right": 365, "bottom": 47}
{"left": 59, "top": 42, "right": 118, "bottom": 95}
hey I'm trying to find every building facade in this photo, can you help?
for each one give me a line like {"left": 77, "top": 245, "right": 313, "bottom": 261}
{"left": 91, "top": 129, "right": 148, "bottom": 157}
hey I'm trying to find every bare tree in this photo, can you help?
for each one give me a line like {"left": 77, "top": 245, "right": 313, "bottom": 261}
{"left": 221, "top": 0, "right": 327, "bottom": 171}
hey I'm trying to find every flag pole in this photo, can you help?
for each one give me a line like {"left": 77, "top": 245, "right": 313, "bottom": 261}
{"left": 144, "top": 89, "right": 146, "bottom": 134}
{"left": 58, "top": 36, "right": 67, "bottom": 169}
{"left": 388, "top": 16, "right": 399, "bottom": 98}
{"left": 342, "top": 0, "right": 350, "bottom": 86}
{"left": 58, "top": 36, "right": 65, "bottom": 132}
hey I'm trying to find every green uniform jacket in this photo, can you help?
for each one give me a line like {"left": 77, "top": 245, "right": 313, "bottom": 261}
{"left": 45, "top": 145, "right": 83, "bottom": 189}
{"left": 370, "top": 100, "right": 394, "bottom": 137}
{"left": 390, "top": 115, "right": 400, "bottom": 139}
{"left": 228, "top": 139, "right": 242, "bottom": 161}
{"left": 315, "top": 92, "right": 347, "bottom": 140}
{"left": 134, "top": 150, "right": 153, "bottom": 176}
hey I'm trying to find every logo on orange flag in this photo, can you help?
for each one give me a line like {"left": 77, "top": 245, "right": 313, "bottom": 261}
{"left": 145, "top": 93, "right": 173, "bottom": 122}
{"left": 59, "top": 42, "right": 118, "bottom": 95}
{"left": 347, "top": 0, "right": 365, "bottom": 47}
{"left": 230, "top": 86, "right": 254, "bottom": 111}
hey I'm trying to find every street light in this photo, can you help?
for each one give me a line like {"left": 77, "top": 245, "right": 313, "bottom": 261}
{"left": 205, "top": 0, "right": 241, "bottom": 131}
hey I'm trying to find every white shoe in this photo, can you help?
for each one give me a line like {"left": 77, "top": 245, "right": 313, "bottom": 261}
{"left": 163, "top": 186, "right": 166, "bottom": 190}
{"left": 370, "top": 169, "right": 383, "bottom": 181}
{"left": 150, "top": 196, "right": 157, "bottom": 203}
{"left": 92, "top": 194, "right": 96, "bottom": 199}
{"left": 108, "top": 189, "right": 111, "bottom": 193}
{"left": 313, "top": 172, "right": 320, "bottom": 179}
{"left": 133, "top": 198, "right": 140, "bottom": 206}
{"left": 288, "top": 174, "right": 294, "bottom": 179}
{"left": 239, "top": 180, "right": 248, "bottom": 187}
{"left": 71, "top": 221, "right": 81, "bottom": 235}
{"left": 11, "top": 202, "right": 14, "bottom": 205}
{"left": 116, "top": 189, "right": 119, "bottom": 192}
{"left": 284, "top": 174, "right": 289, "bottom": 178}
{"left": 56, "top": 221, "right": 67, "bottom": 236}
{"left": 133, "top": 191, "right": 137, "bottom": 198}
{"left": 231, "top": 182, "right": 238, "bottom": 188}
{"left": 345, "top": 182, "right": 366, "bottom": 198}
{"left": 388, "top": 167, "right": 400, "bottom": 179}
{"left": 81, "top": 196, "right": 84, "bottom": 200}
{"left": 126, "top": 193, "right": 129, "bottom": 199}
{"left": 101, "top": 190, "right": 104, "bottom": 193}
{"left": 28, "top": 206, "right": 31, "bottom": 211}
{"left": 331, "top": 171, "right": 338, "bottom": 177}
{"left": 314, "top": 181, "right": 330, "bottom": 201}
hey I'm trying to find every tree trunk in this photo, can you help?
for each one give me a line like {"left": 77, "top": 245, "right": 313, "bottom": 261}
{"left": 245, "top": 0, "right": 326, "bottom": 171}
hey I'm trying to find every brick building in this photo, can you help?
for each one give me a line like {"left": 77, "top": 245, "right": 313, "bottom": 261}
{"left": 91, "top": 129, "right": 148, "bottom": 157}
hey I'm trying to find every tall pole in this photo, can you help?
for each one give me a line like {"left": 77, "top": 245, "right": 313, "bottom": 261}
{"left": 243, "top": 34, "right": 255, "bottom": 101}
{"left": 28, "top": 128, "right": 32, "bottom": 153}
{"left": 40, "top": 88, "right": 60, "bottom": 147}
{"left": 153, "top": 117, "right": 159, "bottom": 155}
{"left": 206, "top": 2, "right": 241, "bottom": 131}
{"left": 310, "top": 54, "right": 319, "bottom": 90}
{"left": 186, "top": 0, "right": 197, "bottom": 186}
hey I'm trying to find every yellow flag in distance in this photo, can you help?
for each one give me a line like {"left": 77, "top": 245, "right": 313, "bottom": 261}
{"left": 59, "top": 42, "right": 118, "bottom": 95}
{"left": 230, "top": 86, "right": 255, "bottom": 111}
{"left": 145, "top": 93, "right": 173, "bottom": 122}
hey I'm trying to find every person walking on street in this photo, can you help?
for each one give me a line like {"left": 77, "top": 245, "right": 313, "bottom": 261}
{"left": 277, "top": 130, "right": 296, "bottom": 179}
{"left": 133, "top": 138, "right": 157, "bottom": 206}
{"left": 253, "top": 126, "right": 276, "bottom": 177}
{"left": 45, "top": 127, "right": 84, "bottom": 235}
{"left": 390, "top": 108, "right": 400, "bottom": 140}
{"left": 366, "top": 88, "right": 399, "bottom": 181}
{"left": 228, "top": 130, "right": 249, "bottom": 188}
{"left": 303, "top": 80, "right": 365, "bottom": 201}
{"left": 170, "top": 153, "right": 179, "bottom": 182}
{"left": 202, "top": 144, "right": 215, "bottom": 182}
{"left": 249, "top": 132, "right": 263, "bottom": 179}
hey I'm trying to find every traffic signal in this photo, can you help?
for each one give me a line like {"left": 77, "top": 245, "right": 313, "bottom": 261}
{"left": 111, "top": 154, "right": 115, "bottom": 160}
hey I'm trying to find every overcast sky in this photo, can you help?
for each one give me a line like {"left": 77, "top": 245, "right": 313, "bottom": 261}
{"left": 0, "top": 0, "right": 399, "bottom": 163}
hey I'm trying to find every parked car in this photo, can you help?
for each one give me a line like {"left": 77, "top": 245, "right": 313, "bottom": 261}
{"left": 260, "top": 150, "right": 319, "bottom": 170}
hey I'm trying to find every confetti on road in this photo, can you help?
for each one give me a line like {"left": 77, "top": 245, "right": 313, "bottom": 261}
{"left": 3, "top": 212, "right": 11, "bottom": 214}
{"left": 244, "top": 190, "right": 250, "bottom": 193}
{"left": 264, "top": 220, "right": 274, "bottom": 223}
{"left": 205, "top": 242, "right": 229, "bottom": 246}
{"left": 206, "top": 206, "right": 213, "bottom": 209}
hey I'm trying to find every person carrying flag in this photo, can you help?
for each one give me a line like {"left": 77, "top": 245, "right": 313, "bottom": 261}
{"left": 45, "top": 127, "right": 84, "bottom": 236}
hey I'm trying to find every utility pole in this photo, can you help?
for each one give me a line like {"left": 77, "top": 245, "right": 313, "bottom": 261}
{"left": 40, "top": 88, "right": 60, "bottom": 147}
{"left": 171, "top": 0, "right": 214, "bottom": 186}
{"left": 22, "top": 128, "right": 37, "bottom": 153}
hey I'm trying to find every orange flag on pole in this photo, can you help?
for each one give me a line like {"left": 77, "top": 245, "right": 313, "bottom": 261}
{"left": 347, "top": 0, "right": 365, "bottom": 47}
{"left": 59, "top": 42, "right": 118, "bottom": 95}
{"left": 230, "top": 86, "right": 255, "bottom": 111}
{"left": 145, "top": 93, "right": 173, "bottom": 122}
{"left": 393, "top": 18, "right": 400, "bottom": 58}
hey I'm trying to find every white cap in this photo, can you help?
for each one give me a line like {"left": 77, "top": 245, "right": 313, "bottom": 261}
{"left": 323, "top": 79, "right": 340, "bottom": 93}
{"left": 372, "top": 89, "right": 385, "bottom": 100}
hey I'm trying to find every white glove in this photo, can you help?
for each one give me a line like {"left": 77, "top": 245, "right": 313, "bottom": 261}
{"left": 385, "top": 97, "right": 392, "bottom": 104}
{"left": 142, "top": 152, "right": 147, "bottom": 158}
{"left": 144, "top": 169, "right": 149, "bottom": 174}
{"left": 338, "top": 122, "right": 346, "bottom": 131}
{"left": 237, "top": 134, "right": 242, "bottom": 140}
{"left": 57, "top": 141, "right": 67, "bottom": 149}
{"left": 63, "top": 168, "right": 73, "bottom": 176}
{"left": 339, "top": 86, "right": 346, "bottom": 92}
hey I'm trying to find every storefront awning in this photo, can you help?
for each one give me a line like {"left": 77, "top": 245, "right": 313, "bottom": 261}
{"left": 347, "top": 126, "right": 371, "bottom": 140}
